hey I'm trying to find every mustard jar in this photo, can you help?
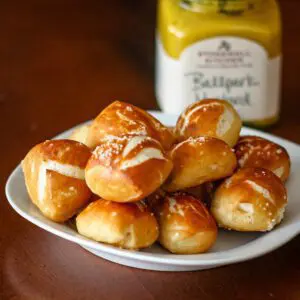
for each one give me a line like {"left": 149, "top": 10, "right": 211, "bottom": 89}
{"left": 156, "top": 0, "right": 282, "bottom": 126}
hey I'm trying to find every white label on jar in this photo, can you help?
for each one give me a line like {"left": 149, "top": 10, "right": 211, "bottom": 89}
{"left": 156, "top": 36, "right": 281, "bottom": 121}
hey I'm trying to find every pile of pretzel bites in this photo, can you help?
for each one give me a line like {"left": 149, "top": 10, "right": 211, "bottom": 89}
{"left": 22, "top": 99, "right": 290, "bottom": 254}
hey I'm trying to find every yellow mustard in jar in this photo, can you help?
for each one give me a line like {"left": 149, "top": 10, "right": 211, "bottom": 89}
{"left": 155, "top": 0, "right": 282, "bottom": 127}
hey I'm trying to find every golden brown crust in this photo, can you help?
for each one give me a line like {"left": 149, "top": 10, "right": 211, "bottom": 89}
{"left": 40, "top": 140, "right": 91, "bottom": 168}
{"left": 76, "top": 199, "right": 159, "bottom": 250}
{"left": 85, "top": 135, "right": 173, "bottom": 202}
{"left": 235, "top": 136, "right": 291, "bottom": 182}
{"left": 163, "top": 136, "right": 237, "bottom": 192}
{"left": 154, "top": 193, "right": 217, "bottom": 254}
{"left": 87, "top": 101, "right": 175, "bottom": 149}
{"left": 175, "top": 99, "right": 242, "bottom": 147}
{"left": 43, "top": 171, "right": 91, "bottom": 222}
{"left": 22, "top": 140, "right": 92, "bottom": 222}
{"left": 211, "top": 167, "right": 287, "bottom": 232}
{"left": 68, "top": 124, "right": 92, "bottom": 148}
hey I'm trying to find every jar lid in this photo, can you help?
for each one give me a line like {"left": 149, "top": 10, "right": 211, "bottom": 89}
{"left": 180, "top": 0, "right": 260, "bottom": 14}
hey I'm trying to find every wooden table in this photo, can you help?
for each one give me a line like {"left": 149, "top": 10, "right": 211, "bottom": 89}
{"left": 1, "top": 0, "right": 299, "bottom": 299}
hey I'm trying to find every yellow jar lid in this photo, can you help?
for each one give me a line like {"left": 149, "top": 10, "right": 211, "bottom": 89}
{"left": 180, "top": 0, "right": 260, "bottom": 13}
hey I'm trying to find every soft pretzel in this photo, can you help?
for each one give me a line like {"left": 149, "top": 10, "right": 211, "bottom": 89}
{"left": 211, "top": 167, "right": 287, "bottom": 231}
{"left": 76, "top": 199, "right": 159, "bottom": 250}
{"left": 22, "top": 140, "right": 92, "bottom": 222}
{"left": 154, "top": 192, "right": 217, "bottom": 254}
{"left": 87, "top": 101, "right": 175, "bottom": 149}
{"left": 175, "top": 99, "right": 242, "bottom": 147}
{"left": 163, "top": 136, "right": 237, "bottom": 191}
{"left": 85, "top": 135, "right": 173, "bottom": 202}
{"left": 235, "top": 136, "right": 291, "bottom": 181}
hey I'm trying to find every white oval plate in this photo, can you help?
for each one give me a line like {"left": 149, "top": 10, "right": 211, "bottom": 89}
{"left": 5, "top": 112, "right": 300, "bottom": 271}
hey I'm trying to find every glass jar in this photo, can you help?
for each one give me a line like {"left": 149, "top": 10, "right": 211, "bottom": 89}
{"left": 155, "top": 0, "right": 282, "bottom": 127}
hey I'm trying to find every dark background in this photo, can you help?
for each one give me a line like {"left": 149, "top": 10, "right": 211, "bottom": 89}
{"left": 1, "top": 1, "right": 299, "bottom": 299}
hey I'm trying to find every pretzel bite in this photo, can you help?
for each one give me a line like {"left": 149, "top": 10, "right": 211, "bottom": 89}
{"left": 22, "top": 140, "right": 92, "bottom": 222}
{"left": 68, "top": 124, "right": 92, "bottom": 148}
{"left": 85, "top": 135, "right": 173, "bottom": 202}
{"left": 154, "top": 193, "right": 217, "bottom": 254}
{"left": 235, "top": 136, "right": 291, "bottom": 182}
{"left": 175, "top": 99, "right": 242, "bottom": 147}
{"left": 76, "top": 199, "right": 159, "bottom": 250}
{"left": 87, "top": 101, "right": 175, "bottom": 149}
{"left": 211, "top": 167, "right": 287, "bottom": 232}
{"left": 163, "top": 136, "right": 237, "bottom": 192}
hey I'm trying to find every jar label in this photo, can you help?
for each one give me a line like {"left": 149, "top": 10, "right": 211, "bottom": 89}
{"left": 156, "top": 36, "right": 281, "bottom": 121}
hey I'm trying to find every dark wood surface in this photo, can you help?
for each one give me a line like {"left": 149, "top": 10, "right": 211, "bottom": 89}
{"left": 1, "top": 0, "right": 300, "bottom": 299}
